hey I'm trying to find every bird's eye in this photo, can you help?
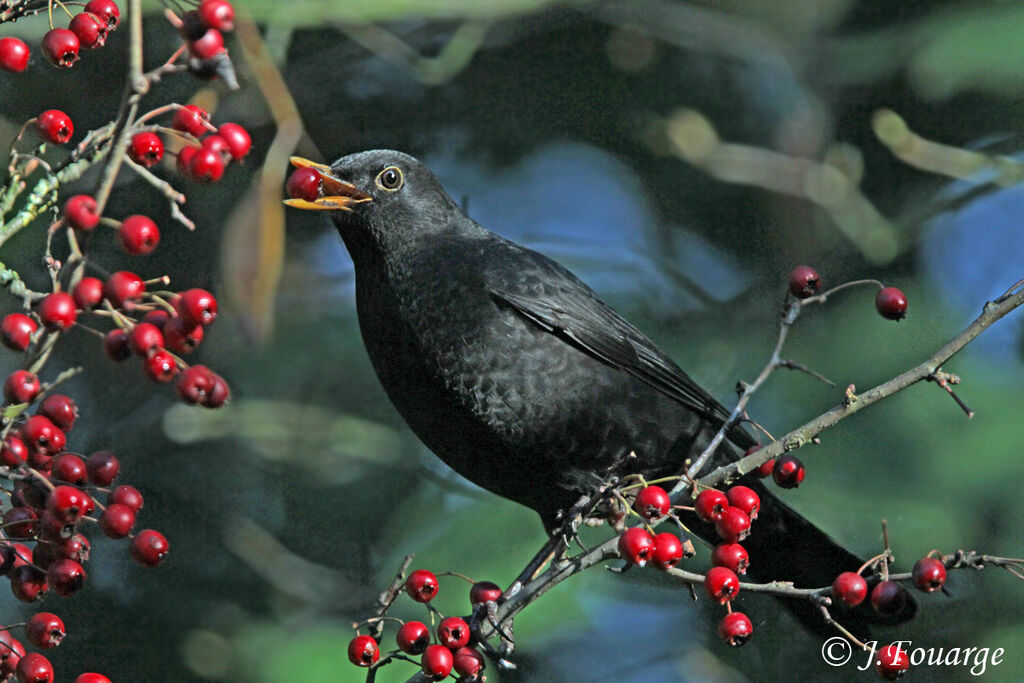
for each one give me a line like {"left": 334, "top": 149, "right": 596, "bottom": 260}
{"left": 375, "top": 166, "right": 403, "bottom": 191}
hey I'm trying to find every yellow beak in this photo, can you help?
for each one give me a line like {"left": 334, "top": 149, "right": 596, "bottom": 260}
{"left": 283, "top": 157, "right": 373, "bottom": 211}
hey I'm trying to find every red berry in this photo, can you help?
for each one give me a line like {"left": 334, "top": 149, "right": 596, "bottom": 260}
{"left": 651, "top": 532, "right": 685, "bottom": 570}
{"left": 421, "top": 644, "right": 454, "bottom": 681}
{"left": 172, "top": 105, "right": 210, "bottom": 137}
{"left": 712, "top": 543, "right": 750, "bottom": 574}
{"left": 84, "top": 0, "right": 120, "bottom": 29}
{"left": 1, "top": 436, "right": 28, "bottom": 467}
{"left": 37, "top": 292, "right": 77, "bottom": 331}
{"left": 176, "top": 365, "right": 216, "bottom": 404}
{"left": 41, "top": 29, "right": 80, "bottom": 68}
{"left": 0, "top": 631, "right": 26, "bottom": 676}
{"left": 876, "top": 287, "right": 908, "bottom": 321}
{"left": 24, "top": 614, "right": 64, "bottom": 650}
{"left": 772, "top": 454, "right": 805, "bottom": 489}
{"left": 634, "top": 485, "right": 670, "bottom": 519}
{"left": 38, "top": 111, "right": 73, "bottom": 146}
{"left": 201, "top": 135, "right": 230, "bottom": 161}
{"left": 164, "top": 316, "right": 204, "bottom": 354}
{"left": 100, "top": 504, "right": 135, "bottom": 538}
{"left": 216, "top": 123, "right": 250, "bottom": 160}
{"left": 4, "top": 370, "right": 40, "bottom": 404}
{"left": 110, "top": 485, "right": 143, "bottom": 512}
{"left": 0, "top": 543, "right": 31, "bottom": 574}
{"left": 0, "top": 37, "right": 30, "bottom": 73}
{"left": 755, "top": 458, "right": 775, "bottom": 478}
{"left": 188, "top": 27, "right": 225, "bottom": 60}
{"left": 47, "top": 558, "right": 86, "bottom": 597}
{"left": 205, "top": 372, "right": 230, "bottom": 408}
{"left": 47, "top": 485, "right": 93, "bottom": 523}
{"left": 452, "top": 647, "right": 485, "bottom": 678}
{"left": 1, "top": 314, "right": 37, "bottom": 351}
{"left": 188, "top": 147, "right": 225, "bottom": 182}
{"left": 405, "top": 569, "right": 439, "bottom": 602}
{"left": 199, "top": 0, "right": 235, "bottom": 31}
{"left": 86, "top": 451, "right": 119, "bottom": 486}
{"left": 128, "top": 132, "right": 164, "bottom": 167}
{"left": 177, "top": 288, "right": 218, "bottom": 326}
{"left": 69, "top": 12, "right": 108, "bottom": 49}
{"left": 143, "top": 349, "right": 179, "bottom": 382}
{"left": 119, "top": 214, "right": 160, "bottom": 255}
{"left": 346, "top": 634, "right": 379, "bottom": 667}
{"left": 63, "top": 194, "right": 99, "bottom": 231}
{"left": 38, "top": 394, "right": 77, "bottom": 431}
{"left": 3, "top": 507, "right": 37, "bottom": 539}
{"left": 74, "top": 675, "right": 112, "bottom": 683}
{"left": 437, "top": 616, "right": 470, "bottom": 649}
{"left": 130, "top": 529, "right": 169, "bottom": 567}
{"left": 10, "top": 565, "right": 48, "bottom": 602}
{"left": 726, "top": 485, "right": 760, "bottom": 521}
{"left": 703, "top": 566, "right": 740, "bottom": 604}
{"left": 103, "top": 329, "right": 131, "bottom": 362}
{"left": 286, "top": 167, "right": 322, "bottom": 201}
{"left": 129, "top": 322, "right": 164, "bottom": 356}
{"left": 694, "top": 489, "right": 728, "bottom": 522}
{"left": 715, "top": 506, "right": 751, "bottom": 543}
{"left": 875, "top": 644, "right": 910, "bottom": 681}
{"left": 831, "top": 571, "right": 868, "bottom": 607}
{"left": 54, "top": 534, "right": 90, "bottom": 564}
{"left": 788, "top": 265, "right": 821, "bottom": 299}
{"left": 15, "top": 652, "right": 53, "bottom": 683}
{"left": 396, "top": 620, "right": 430, "bottom": 655}
{"left": 871, "top": 580, "right": 910, "bottom": 616}
{"left": 176, "top": 146, "right": 199, "bottom": 177}
{"left": 469, "top": 580, "right": 502, "bottom": 605}
{"left": 104, "top": 271, "right": 145, "bottom": 308}
{"left": 617, "top": 527, "right": 656, "bottom": 567}
{"left": 911, "top": 557, "right": 946, "bottom": 593}
{"left": 718, "top": 611, "right": 753, "bottom": 647}
{"left": 22, "top": 415, "right": 66, "bottom": 456}
{"left": 72, "top": 277, "right": 104, "bottom": 310}
{"left": 50, "top": 453, "right": 87, "bottom": 486}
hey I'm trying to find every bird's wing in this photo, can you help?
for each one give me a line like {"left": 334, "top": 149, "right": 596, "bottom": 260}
{"left": 489, "top": 282, "right": 735, "bottom": 427}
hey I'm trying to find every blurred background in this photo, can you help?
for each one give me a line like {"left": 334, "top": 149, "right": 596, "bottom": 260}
{"left": 2, "top": 0, "right": 1024, "bottom": 681}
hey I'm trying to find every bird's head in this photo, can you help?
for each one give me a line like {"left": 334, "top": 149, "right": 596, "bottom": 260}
{"left": 284, "top": 150, "right": 462, "bottom": 253}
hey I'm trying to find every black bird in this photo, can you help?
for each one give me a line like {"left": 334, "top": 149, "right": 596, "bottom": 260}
{"left": 285, "top": 149, "right": 913, "bottom": 634}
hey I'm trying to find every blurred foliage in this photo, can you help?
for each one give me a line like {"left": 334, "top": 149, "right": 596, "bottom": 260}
{"left": 3, "top": 0, "right": 1024, "bottom": 682}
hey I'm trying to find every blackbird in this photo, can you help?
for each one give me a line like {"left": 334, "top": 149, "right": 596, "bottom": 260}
{"left": 285, "top": 149, "right": 914, "bottom": 634}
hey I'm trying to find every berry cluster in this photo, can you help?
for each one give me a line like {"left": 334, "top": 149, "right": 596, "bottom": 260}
{"left": 0, "top": 0, "right": 120, "bottom": 73}
{"left": 787, "top": 265, "right": 908, "bottom": 321}
{"left": 346, "top": 569, "right": 498, "bottom": 681}
{"left": 168, "top": 105, "right": 251, "bottom": 183}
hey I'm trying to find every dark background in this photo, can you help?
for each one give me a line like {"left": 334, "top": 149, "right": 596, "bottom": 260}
{"left": 1, "top": 1, "right": 1023, "bottom": 681}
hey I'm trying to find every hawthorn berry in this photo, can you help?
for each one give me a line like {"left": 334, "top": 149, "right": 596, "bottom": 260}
{"left": 143, "top": 310, "right": 170, "bottom": 329}
{"left": 119, "top": 214, "right": 161, "bottom": 255}
{"left": 24, "top": 613, "right": 64, "bottom": 650}
{"left": 144, "top": 349, "right": 180, "bottom": 382}
{"left": 130, "top": 529, "right": 169, "bottom": 567}
{"left": 216, "top": 123, "right": 250, "bottom": 160}
{"left": 15, "top": 652, "right": 54, "bottom": 683}
{"left": 188, "top": 147, "right": 225, "bottom": 182}
{"left": 453, "top": 647, "right": 485, "bottom": 678}
{"left": 103, "top": 329, "right": 131, "bottom": 362}
{"left": 176, "top": 146, "right": 199, "bottom": 177}
{"left": 875, "top": 644, "right": 910, "bottom": 681}
{"left": 4, "top": 370, "right": 40, "bottom": 404}
{"left": 199, "top": 0, "right": 235, "bottom": 32}
{"left": 50, "top": 453, "right": 87, "bottom": 486}
{"left": 718, "top": 611, "right": 753, "bottom": 647}
{"left": 74, "top": 675, "right": 112, "bottom": 683}
{"left": 704, "top": 566, "right": 740, "bottom": 604}
{"left": 634, "top": 485, "right": 671, "bottom": 519}
{"left": 47, "top": 485, "right": 92, "bottom": 523}
{"left": 69, "top": 12, "right": 108, "bottom": 49}
{"left": 37, "top": 110, "right": 73, "bottom": 145}
{"left": 871, "top": 580, "right": 910, "bottom": 616}
{"left": 1, "top": 436, "right": 28, "bottom": 466}
{"left": 0, "top": 37, "right": 30, "bottom": 73}
{"left": 164, "top": 317, "right": 204, "bottom": 353}
{"left": 47, "top": 558, "right": 86, "bottom": 597}
{"left": 177, "top": 288, "right": 218, "bottom": 326}
{"left": 104, "top": 271, "right": 145, "bottom": 307}
{"left": 189, "top": 28, "right": 225, "bottom": 60}
{"left": 41, "top": 29, "right": 80, "bottom": 68}
{"left": 755, "top": 458, "right": 775, "bottom": 478}
{"left": 100, "top": 504, "right": 135, "bottom": 538}
{"left": 715, "top": 506, "right": 751, "bottom": 543}
{"left": 72, "top": 277, "right": 104, "bottom": 310}
{"left": 396, "top": 620, "right": 430, "bottom": 655}
{"left": 346, "top": 634, "right": 379, "bottom": 667}
{"left": 38, "top": 511, "right": 73, "bottom": 541}
{"left": 22, "top": 415, "right": 66, "bottom": 456}
{"left": 788, "top": 265, "right": 821, "bottom": 299}
{"left": 651, "top": 532, "right": 686, "bottom": 570}
{"left": 876, "top": 287, "right": 908, "bottom": 321}
{"left": 128, "top": 132, "right": 164, "bottom": 167}
{"left": 84, "top": 0, "right": 120, "bottom": 29}
{"left": 130, "top": 322, "right": 165, "bottom": 356}
{"left": 911, "top": 557, "right": 947, "bottom": 593}
{"left": 693, "top": 489, "right": 728, "bottom": 523}
{"left": 726, "top": 485, "right": 760, "bottom": 520}
{"left": 0, "top": 631, "right": 25, "bottom": 675}
{"left": 63, "top": 194, "right": 100, "bottom": 232}
{"left": 39, "top": 394, "right": 77, "bottom": 431}
{"left": 618, "top": 526, "right": 656, "bottom": 567}
{"left": 202, "top": 134, "right": 231, "bottom": 161}
{"left": 176, "top": 364, "right": 216, "bottom": 404}
{"left": 3, "top": 508, "right": 38, "bottom": 539}
{"left": 405, "top": 569, "right": 439, "bottom": 602}
{"left": 437, "top": 616, "right": 470, "bottom": 649}
{"left": 421, "top": 645, "right": 454, "bottom": 681}
{"left": 37, "top": 292, "right": 77, "bottom": 331}
{"left": 712, "top": 543, "right": 750, "bottom": 574}
{"left": 86, "top": 451, "right": 119, "bottom": 486}
{"left": 110, "top": 485, "right": 143, "bottom": 512}
{"left": 206, "top": 373, "right": 231, "bottom": 407}
{"left": 1, "top": 314, "right": 37, "bottom": 351}
{"left": 470, "top": 580, "right": 502, "bottom": 605}
{"left": 286, "top": 167, "right": 322, "bottom": 201}
{"left": 172, "top": 105, "right": 210, "bottom": 137}
{"left": 831, "top": 571, "right": 868, "bottom": 607}
{"left": 9, "top": 564, "right": 48, "bottom": 602}
{"left": 772, "top": 454, "right": 805, "bottom": 489}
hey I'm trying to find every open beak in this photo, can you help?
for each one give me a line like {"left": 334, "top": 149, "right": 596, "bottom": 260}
{"left": 283, "top": 157, "right": 373, "bottom": 211}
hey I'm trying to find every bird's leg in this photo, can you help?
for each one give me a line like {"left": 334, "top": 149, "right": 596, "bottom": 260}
{"left": 505, "top": 493, "right": 592, "bottom": 598}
